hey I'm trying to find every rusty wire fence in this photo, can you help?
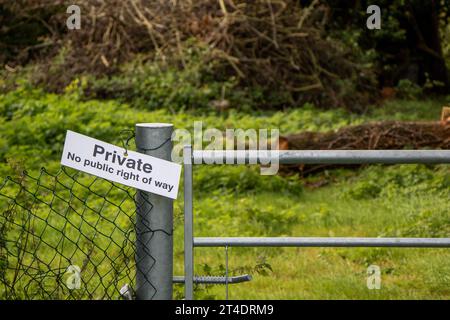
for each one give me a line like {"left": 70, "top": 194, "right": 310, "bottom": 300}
{"left": 0, "top": 124, "right": 177, "bottom": 300}
{"left": 0, "top": 164, "right": 162, "bottom": 299}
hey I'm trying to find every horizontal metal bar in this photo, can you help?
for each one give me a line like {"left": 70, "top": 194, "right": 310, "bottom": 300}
{"left": 173, "top": 274, "right": 252, "bottom": 284}
{"left": 194, "top": 237, "right": 450, "bottom": 248}
{"left": 192, "top": 150, "right": 450, "bottom": 165}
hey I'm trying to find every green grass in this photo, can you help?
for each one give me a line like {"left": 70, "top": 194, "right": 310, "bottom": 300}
{"left": 171, "top": 164, "right": 449, "bottom": 300}
{"left": 368, "top": 99, "right": 448, "bottom": 121}
{"left": 0, "top": 87, "right": 449, "bottom": 299}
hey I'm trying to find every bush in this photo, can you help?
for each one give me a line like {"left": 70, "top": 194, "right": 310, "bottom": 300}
{"left": 194, "top": 166, "right": 302, "bottom": 196}
{"left": 82, "top": 50, "right": 244, "bottom": 111}
{"left": 395, "top": 80, "right": 423, "bottom": 100}
{"left": 3, "top": 1, "right": 378, "bottom": 111}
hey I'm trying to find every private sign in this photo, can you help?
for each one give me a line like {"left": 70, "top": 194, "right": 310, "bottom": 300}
{"left": 61, "top": 130, "right": 181, "bottom": 199}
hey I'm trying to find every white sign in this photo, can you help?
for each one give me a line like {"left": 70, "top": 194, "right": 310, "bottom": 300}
{"left": 61, "top": 131, "right": 181, "bottom": 199}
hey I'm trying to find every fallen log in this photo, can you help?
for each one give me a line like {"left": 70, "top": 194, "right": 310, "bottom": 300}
{"left": 280, "top": 120, "right": 450, "bottom": 176}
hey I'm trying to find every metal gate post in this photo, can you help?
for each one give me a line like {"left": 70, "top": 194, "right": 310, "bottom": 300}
{"left": 184, "top": 145, "right": 194, "bottom": 300}
{"left": 135, "top": 123, "right": 174, "bottom": 300}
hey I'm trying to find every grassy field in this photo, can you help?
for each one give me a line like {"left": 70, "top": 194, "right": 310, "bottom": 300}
{"left": 0, "top": 88, "right": 449, "bottom": 299}
{"left": 176, "top": 164, "right": 449, "bottom": 299}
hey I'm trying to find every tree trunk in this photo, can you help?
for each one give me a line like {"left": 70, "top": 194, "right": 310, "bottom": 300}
{"left": 407, "top": 0, "right": 449, "bottom": 93}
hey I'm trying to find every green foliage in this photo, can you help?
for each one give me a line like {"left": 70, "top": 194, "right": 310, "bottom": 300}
{"left": 326, "top": 0, "right": 450, "bottom": 91}
{"left": 0, "top": 88, "right": 136, "bottom": 170}
{"left": 1, "top": 88, "right": 449, "bottom": 299}
{"left": 345, "top": 165, "right": 450, "bottom": 200}
{"left": 336, "top": 247, "right": 395, "bottom": 266}
{"left": 395, "top": 80, "right": 423, "bottom": 99}
{"left": 193, "top": 191, "right": 300, "bottom": 237}
{"left": 84, "top": 51, "right": 235, "bottom": 111}
{"left": 368, "top": 99, "right": 446, "bottom": 121}
{"left": 84, "top": 68, "right": 296, "bottom": 113}
{"left": 346, "top": 181, "right": 382, "bottom": 200}
{"left": 61, "top": 44, "right": 291, "bottom": 112}
{"left": 441, "top": 8, "right": 450, "bottom": 70}
{"left": 0, "top": 86, "right": 371, "bottom": 176}
{"left": 191, "top": 160, "right": 449, "bottom": 299}
{"left": 194, "top": 166, "right": 302, "bottom": 196}
{"left": 394, "top": 209, "right": 450, "bottom": 238}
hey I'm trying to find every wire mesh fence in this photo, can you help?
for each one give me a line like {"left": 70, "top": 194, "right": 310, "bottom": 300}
{"left": 0, "top": 166, "right": 153, "bottom": 299}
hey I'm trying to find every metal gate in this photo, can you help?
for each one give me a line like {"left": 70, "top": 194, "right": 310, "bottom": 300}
{"left": 182, "top": 146, "right": 450, "bottom": 300}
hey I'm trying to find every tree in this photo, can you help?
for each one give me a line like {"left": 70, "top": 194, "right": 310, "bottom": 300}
{"left": 324, "top": 0, "right": 450, "bottom": 93}
{"left": 405, "top": 0, "right": 449, "bottom": 93}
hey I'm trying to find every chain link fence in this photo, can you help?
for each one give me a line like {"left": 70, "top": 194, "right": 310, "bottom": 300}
{"left": 0, "top": 166, "right": 154, "bottom": 299}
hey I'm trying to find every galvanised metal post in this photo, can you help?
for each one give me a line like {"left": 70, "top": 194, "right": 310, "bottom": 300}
{"left": 135, "top": 123, "right": 174, "bottom": 300}
{"left": 183, "top": 145, "right": 194, "bottom": 300}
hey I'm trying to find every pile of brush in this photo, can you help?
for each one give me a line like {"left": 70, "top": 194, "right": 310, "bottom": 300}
{"left": 1, "top": 0, "right": 377, "bottom": 110}
{"left": 280, "top": 108, "right": 450, "bottom": 175}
